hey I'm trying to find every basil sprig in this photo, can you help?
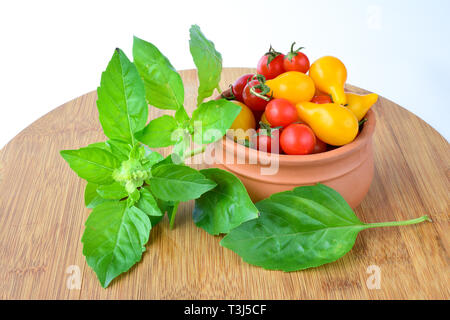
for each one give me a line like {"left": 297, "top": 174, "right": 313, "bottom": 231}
{"left": 60, "top": 26, "right": 248, "bottom": 287}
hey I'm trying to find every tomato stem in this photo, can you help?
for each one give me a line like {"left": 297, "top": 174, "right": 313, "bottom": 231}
{"left": 222, "top": 85, "right": 236, "bottom": 100}
{"left": 249, "top": 74, "right": 271, "bottom": 101}
{"left": 286, "top": 42, "right": 305, "bottom": 61}
{"left": 249, "top": 86, "right": 271, "bottom": 101}
{"left": 264, "top": 45, "right": 282, "bottom": 66}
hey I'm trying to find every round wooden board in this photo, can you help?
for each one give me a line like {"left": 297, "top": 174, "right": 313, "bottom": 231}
{"left": 0, "top": 68, "right": 448, "bottom": 300}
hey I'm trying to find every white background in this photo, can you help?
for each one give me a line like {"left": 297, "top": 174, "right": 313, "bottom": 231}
{"left": 0, "top": 0, "right": 449, "bottom": 149}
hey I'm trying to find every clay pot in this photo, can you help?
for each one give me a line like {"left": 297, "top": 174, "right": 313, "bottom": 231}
{"left": 212, "top": 109, "right": 376, "bottom": 209}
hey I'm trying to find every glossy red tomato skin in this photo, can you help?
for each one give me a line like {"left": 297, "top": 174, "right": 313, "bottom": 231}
{"left": 283, "top": 52, "right": 310, "bottom": 73}
{"left": 251, "top": 128, "right": 280, "bottom": 154}
{"left": 312, "top": 138, "right": 328, "bottom": 153}
{"left": 311, "top": 95, "right": 333, "bottom": 104}
{"left": 257, "top": 54, "right": 285, "bottom": 80}
{"left": 265, "top": 98, "right": 299, "bottom": 128}
{"left": 232, "top": 74, "right": 254, "bottom": 102}
{"left": 280, "top": 123, "right": 316, "bottom": 155}
{"left": 242, "top": 80, "right": 270, "bottom": 111}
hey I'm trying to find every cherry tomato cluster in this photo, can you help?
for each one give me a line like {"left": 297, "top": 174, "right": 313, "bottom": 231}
{"left": 227, "top": 44, "right": 332, "bottom": 155}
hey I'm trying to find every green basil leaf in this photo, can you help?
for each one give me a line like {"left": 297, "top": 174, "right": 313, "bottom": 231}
{"left": 221, "top": 184, "right": 366, "bottom": 271}
{"left": 107, "top": 140, "right": 132, "bottom": 161}
{"left": 151, "top": 198, "right": 176, "bottom": 227}
{"left": 221, "top": 184, "right": 429, "bottom": 271}
{"left": 136, "top": 187, "right": 163, "bottom": 217}
{"left": 137, "top": 115, "right": 180, "bottom": 148}
{"left": 189, "top": 25, "right": 222, "bottom": 105}
{"left": 85, "top": 182, "right": 106, "bottom": 208}
{"left": 133, "top": 36, "right": 184, "bottom": 110}
{"left": 149, "top": 155, "right": 174, "bottom": 175}
{"left": 141, "top": 147, "right": 164, "bottom": 170}
{"left": 191, "top": 99, "right": 241, "bottom": 144}
{"left": 82, "top": 201, "right": 151, "bottom": 288}
{"left": 96, "top": 182, "right": 128, "bottom": 200}
{"left": 60, "top": 147, "right": 120, "bottom": 185}
{"left": 221, "top": 185, "right": 366, "bottom": 271}
{"left": 175, "top": 106, "right": 190, "bottom": 125}
{"left": 88, "top": 142, "right": 111, "bottom": 151}
{"left": 97, "top": 48, "right": 148, "bottom": 145}
{"left": 193, "top": 168, "right": 258, "bottom": 235}
{"left": 149, "top": 164, "right": 216, "bottom": 202}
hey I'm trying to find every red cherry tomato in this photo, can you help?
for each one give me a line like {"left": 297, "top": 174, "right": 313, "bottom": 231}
{"left": 232, "top": 74, "right": 254, "bottom": 102}
{"left": 312, "top": 138, "right": 328, "bottom": 154}
{"left": 283, "top": 43, "right": 310, "bottom": 73}
{"left": 242, "top": 80, "right": 270, "bottom": 111}
{"left": 280, "top": 123, "right": 316, "bottom": 155}
{"left": 251, "top": 127, "right": 280, "bottom": 154}
{"left": 283, "top": 53, "right": 310, "bottom": 73}
{"left": 265, "top": 98, "right": 299, "bottom": 128}
{"left": 311, "top": 95, "right": 333, "bottom": 104}
{"left": 257, "top": 46, "right": 285, "bottom": 80}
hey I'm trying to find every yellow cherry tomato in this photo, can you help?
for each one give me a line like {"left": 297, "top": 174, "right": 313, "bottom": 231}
{"left": 309, "top": 56, "right": 347, "bottom": 105}
{"left": 296, "top": 101, "right": 358, "bottom": 146}
{"left": 345, "top": 92, "right": 378, "bottom": 121}
{"left": 266, "top": 71, "right": 315, "bottom": 104}
{"left": 229, "top": 100, "right": 256, "bottom": 141}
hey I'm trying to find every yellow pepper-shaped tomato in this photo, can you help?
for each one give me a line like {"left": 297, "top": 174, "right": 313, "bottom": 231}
{"left": 345, "top": 92, "right": 378, "bottom": 121}
{"left": 309, "top": 56, "right": 347, "bottom": 105}
{"left": 229, "top": 101, "right": 256, "bottom": 141}
{"left": 266, "top": 71, "right": 315, "bottom": 104}
{"left": 296, "top": 102, "right": 358, "bottom": 146}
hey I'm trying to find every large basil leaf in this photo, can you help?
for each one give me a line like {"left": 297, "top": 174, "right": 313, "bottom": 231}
{"left": 221, "top": 184, "right": 429, "bottom": 271}
{"left": 193, "top": 168, "right": 258, "bottom": 235}
{"left": 82, "top": 201, "right": 151, "bottom": 288}
{"left": 133, "top": 36, "right": 184, "bottom": 110}
{"left": 190, "top": 99, "right": 241, "bottom": 145}
{"left": 189, "top": 25, "right": 222, "bottom": 105}
{"left": 97, "top": 48, "right": 148, "bottom": 145}
{"left": 149, "top": 164, "right": 216, "bottom": 202}
{"left": 60, "top": 147, "right": 120, "bottom": 185}
{"left": 136, "top": 115, "right": 180, "bottom": 148}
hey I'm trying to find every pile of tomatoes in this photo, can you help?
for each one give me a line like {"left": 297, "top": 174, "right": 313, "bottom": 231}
{"left": 224, "top": 43, "right": 377, "bottom": 155}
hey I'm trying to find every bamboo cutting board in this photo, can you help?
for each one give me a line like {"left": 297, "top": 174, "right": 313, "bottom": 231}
{"left": 0, "top": 68, "right": 448, "bottom": 300}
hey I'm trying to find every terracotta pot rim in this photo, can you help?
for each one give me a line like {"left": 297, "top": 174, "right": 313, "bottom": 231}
{"left": 223, "top": 109, "right": 376, "bottom": 163}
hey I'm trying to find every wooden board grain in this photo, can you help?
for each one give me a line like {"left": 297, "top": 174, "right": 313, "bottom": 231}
{"left": 0, "top": 68, "right": 448, "bottom": 300}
